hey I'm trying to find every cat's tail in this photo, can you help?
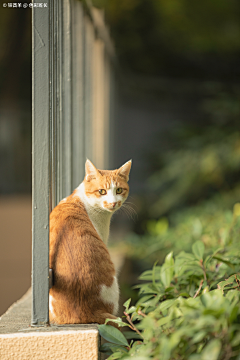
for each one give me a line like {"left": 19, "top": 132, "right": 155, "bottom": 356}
{"left": 93, "top": 311, "right": 119, "bottom": 328}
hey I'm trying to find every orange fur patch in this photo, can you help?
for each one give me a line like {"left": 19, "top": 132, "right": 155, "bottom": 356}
{"left": 49, "top": 197, "right": 116, "bottom": 324}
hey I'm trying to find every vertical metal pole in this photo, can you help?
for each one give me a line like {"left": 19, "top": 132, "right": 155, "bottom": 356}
{"left": 52, "top": 0, "right": 63, "bottom": 206}
{"left": 71, "top": 0, "right": 85, "bottom": 189}
{"left": 84, "top": 16, "right": 94, "bottom": 162}
{"left": 50, "top": 0, "right": 59, "bottom": 209}
{"left": 103, "top": 50, "right": 110, "bottom": 169}
{"left": 109, "top": 62, "right": 116, "bottom": 169}
{"left": 56, "top": 0, "right": 62, "bottom": 205}
{"left": 32, "top": 0, "right": 50, "bottom": 325}
{"left": 62, "top": 0, "right": 72, "bottom": 198}
{"left": 92, "top": 38, "right": 105, "bottom": 169}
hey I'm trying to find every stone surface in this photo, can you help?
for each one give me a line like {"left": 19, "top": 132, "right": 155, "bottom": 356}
{"left": 0, "top": 290, "right": 100, "bottom": 360}
{"left": 0, "top": 330, "right": 99, "bottom": 360}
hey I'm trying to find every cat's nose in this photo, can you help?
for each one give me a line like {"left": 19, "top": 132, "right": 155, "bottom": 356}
{"left": 112, "top": 202, "right": 117, "bottom": 208}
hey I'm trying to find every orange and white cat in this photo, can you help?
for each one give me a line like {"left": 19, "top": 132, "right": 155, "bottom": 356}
{"left": 49, "top": 159, "right": 132, "bottom": 325}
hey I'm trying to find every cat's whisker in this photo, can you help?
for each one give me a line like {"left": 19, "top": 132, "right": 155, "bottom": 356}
{"left": 124, "top": 208, "right": 138, "bottom": 221}
{"left": 124, "top": 200, "right": 138, "bottom": 210}
{"left": 119, "top": 206, "right": 131, "bottom": 220}
{"left": 122, "top": 203, "right": 138, "bottom": 216}
{"left": 120, "top": 206, "right": 134, "bottom": 221}
{"left": 121, "top": 204, "right": 138, "bottom": 221}
{"left": 121, "top": 205, "right": 132, "bottom": 215}
{"left": 124, "top": 210, "right": 136, "bottom": 222}
{"left": 124, "top": 207, "right": 138, "bottom": 217}
{"left": 126, "top": 196, "right": 139, "bottom": 206}
{"left": 124, "top": 199, "right": 137, "bottom": 208}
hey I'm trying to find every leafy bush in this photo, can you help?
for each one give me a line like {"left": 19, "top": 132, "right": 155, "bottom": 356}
{"left": 122, "top": 197, "right": 240, "bottom": 265}
{"left": 100, "top": 223, "right": 240, "bottom": 359}
{"left": 148, "top": 130, "right": 240, "bottom": 218}
{"left": 102, "top": 94, "right": 240, "bottom": 358}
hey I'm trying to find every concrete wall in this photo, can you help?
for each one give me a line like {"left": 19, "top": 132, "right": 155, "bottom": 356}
{"left": 0, "top": 196, "right": 31, "bottom": 316}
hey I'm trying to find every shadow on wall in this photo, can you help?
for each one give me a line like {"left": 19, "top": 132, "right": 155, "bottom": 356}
{"left": 0, "top": 196, "right": 31, "bottom": 316}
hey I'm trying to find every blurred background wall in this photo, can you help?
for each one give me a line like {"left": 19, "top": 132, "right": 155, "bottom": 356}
{"left": 0, "top": 0, "right": 240, "bottom": 315}
{"left": 0, "top": 3, "right": 31, "bottom": 315}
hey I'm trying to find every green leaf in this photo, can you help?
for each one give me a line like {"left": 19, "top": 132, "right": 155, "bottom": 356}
{"left": 204, "top": 254, "right": 212, "bottom": 267}
{"left": 231, "top": 332, "right": 240, "bottom": 347}
{"left": 139, "top": 270, "right": 154, "bottom": 281}
{"left": 192, "top": 331, "right": 207, "bottom": 343}
{"left": 213, "top": 255, "right": 236, "bottom": 269}
{"left": 174, "top": 252, "right": 198, "bottom": 276}
{"left": 108, "top": 351, "right": 128, "bottom": 360}
{"left": 229, "top": 306, "right": 239, "bottom": 323}
{"left": 184, "top": 297, "right": 201, "bottom": 309}
{"left": 136, "top": 295, "right": 154, "bottom": 306}
{"left": 121, "top": 357, "right": 149, "bottom": 360}
{"left": 152, "top": 261, "right": 159, "bottom": 286}
{"left": 202, "top": 286, "right": 209, "bottom": 294}
{"left": 233, "top": 203, "right": 240, "bottom": 218}
{"left": 226, "top": 289, "right": 240, "bottom": 302}
{"left": 105, "top": 317, "right": 130, "bottom": 328}
{"left": 137, "top": 315, "right": 155, "bottom": 330}
{"left": 200, "top": 289, "right": 223, "bottom": 308}
{"left": 133, "top": 283, "right": 160, "bottom": 294}
{"left": 123, "top": 298, "right": 131, "bottom": 311}
{"left": 188, "top": 355, "right": 201, "bottom": 360}
{"left": 201, "top": 339, "right": 221, "bottom": 360}
{"left": 165, "top": 286, "right": 174, "bottom": 292}
{"left": 217, "top": 275, "right": 235, "bottom": 293}
{"left": 192, "top": 241, "right": 205, "bottom": 260}
{"left": 160, "top": 252, "right": 174, "bottom": 287}
{"left": 100, "top": 343, "right": 128, "bottom": 354}
{"left": 179, "top": 292, "right": 190, "bottom": 298}
{"left": 177, "top": 251, "right": 196, "bottom": 261}
{"left": 122, "top": 331, "right": 143, "bottom": 340}
{"left": 158, "top": 299, "right": 176, "bottom": 312}
{"left": 141, "top": 294, "right": 161, "bottom": 308}
{"left": 98, "top": 324, "right": 129, "bottom": 347}
{"left": 127, "top": 306, "right": 137, "bottom": 314}
{"left": 157, "top": 315, "right": 171, "bottom": 326}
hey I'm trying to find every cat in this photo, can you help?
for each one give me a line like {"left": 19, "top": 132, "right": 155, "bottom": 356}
{"left": 49, "top": 159, "right": 132, "bottom": 326}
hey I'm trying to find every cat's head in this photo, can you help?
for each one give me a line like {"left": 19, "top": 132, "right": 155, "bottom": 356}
{"left": 83, "top": 159, "right": 132, "bottom": 212}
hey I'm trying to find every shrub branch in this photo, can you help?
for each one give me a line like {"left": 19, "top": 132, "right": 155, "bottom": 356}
{"left": 193, "top": 279, "right": 204, "bottom": 298}
{"left": 124, "top": 311, "right": 143, "bottom": 338}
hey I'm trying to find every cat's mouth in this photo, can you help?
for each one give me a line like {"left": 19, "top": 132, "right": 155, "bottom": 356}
{"left": 106, "top": 207, "right": 117, "bottom": 212}
{"left": 104, "top": 205, "right": 118, "bottom": 212}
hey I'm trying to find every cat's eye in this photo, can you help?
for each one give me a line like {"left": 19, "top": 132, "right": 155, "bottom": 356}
{"left": 116, "top": 188, "right": 123, "bottom": 194}
{"left": 99, "top": 189, "right": 107, "bottom": 195}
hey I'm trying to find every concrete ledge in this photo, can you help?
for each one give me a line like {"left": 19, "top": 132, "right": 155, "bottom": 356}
{"left": 0, "top": 290, "right": 100, "bottom": 360}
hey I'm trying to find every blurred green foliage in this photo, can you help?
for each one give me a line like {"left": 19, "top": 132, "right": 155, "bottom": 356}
{"left": 148, "top": 131, "right": 240, "bottom": 217}
{"left": 92, "top": 0, "right": 240, "bottom": 77}
{"left": 108, "top": 89, "right": 240, "bottom": 315}
{"left": 142, "top": 86, "right": 240, "bottom": 216}
{"left": 120, "top": 190, "right": 240, "bottom": 264}
{"left": 117, "top": 89, "right": 240, "bottom": 263}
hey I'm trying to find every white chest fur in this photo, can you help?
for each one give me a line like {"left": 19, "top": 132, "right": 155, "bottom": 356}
{"left": 100, "top": 276, "right": 119, "bottom": 315}
{"left": 75, "top": 183, "right": 112, "bottom": 244}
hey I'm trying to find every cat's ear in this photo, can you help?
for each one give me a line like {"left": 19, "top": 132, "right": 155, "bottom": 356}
{"left": 85, "top": 159, "right": 99, "bottom": 181}
{"left": 118, "top": 160, "right": 132, "bottom": 181}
